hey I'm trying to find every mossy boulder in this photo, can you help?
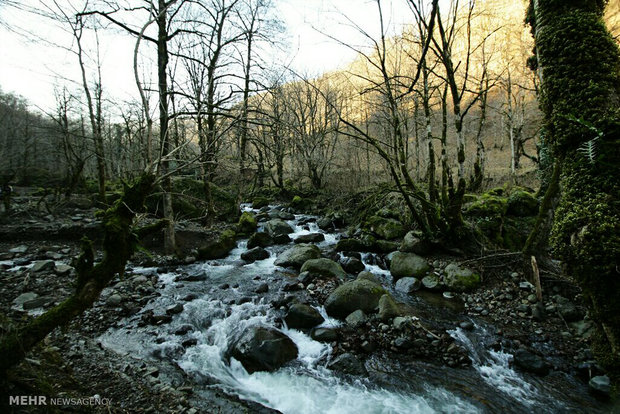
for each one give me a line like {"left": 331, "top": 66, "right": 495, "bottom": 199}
{"left": 464, "top": 194, "right": 507, "bottom": 218}
{"left": 324, "top": 279, "right": 387, "bottom": 319}
{"left": 252, "top": 196, "right": 270, "bottom": 209}
{"left": 366, "top": 215, "right": 406, "bottom": 240}
{"left": 197, "top": 229, "right": 236, "bottom": 260}
{"left": 507, "top": 189, "right": 539, "bottom": 217}
{"left": 503, "top": 216, "right": 537, "bottom": 251}
{"left": 237, "top": 212, "right": 258, "bottom": 235}
{"left": 274, "top": 244, "right": 321, "bottom": 269}
{"left": 300, "top": 258, "right": 346, "bottom": 280}
{"left": 335, "top": 238, "right": 367, "bottom": 252}
{"left": 377, "top": 293, "right": 401, "bottom": 321}
{"left": 247, "top": 231, "right": 273, "bottom": 249}
{"left": 444, "top": 263, "right": 480, "bottom": 292}
{"left": 265, "top": 219, "right": 294, "bottom": 237}
{"left": 390, "top": 252, "right": 430, "bottom": 281}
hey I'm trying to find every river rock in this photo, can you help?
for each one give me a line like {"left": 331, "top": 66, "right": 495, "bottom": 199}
{"left": 324, "top": 279, "right": 386, "bottom": 319}
{"left": 399, "top": 231, "right": 432, "bottom": 255}
{"left": 340, "top": 257, "right": 365, "bottom": 274}
{"left": 9, "top": 245, "right": 28, "bottom": 254}
{"left": 241, "top": 247, "right": 270, "bottom": 263}
{"left": 377, "top": 294, "right": 401, "bottom": 321}
{"left": 395, "top": 277, "right": 421, "bottom": 295}
{"left": 106, "top": 294, "right": 123, "bottom": 307}
{"left": 228, "top": 326, "right": 298, "bottom": 373}
{"left": 275, "top": 244, "right": 321, "bottom": 269}
{"left": 345, "top": 309, "right": 367, "bottom": 328}
{"left": 444, "top": 263, "right": 481, "bottom": 292}
{"left": 237, "top": 211, "right": 258, "bottom": 235}
{"left": 255, "top": 283, "right": 269, "bottom": 294}
{"left": 197, "top": 230, "right": 236, "bottom": 260}
{"left": 513, "top": 349, "right": 549, "bottom": 376}
{"left": 23, "top": 297, "right": 52, "bottom": 310}
{"left": 421, "top": 274, "right": 440, "bottom": 290}
{"left": 285, "top": 303, "right": 324, "bottom": 329}
{"left": 335, "top": 238, "right": 366, "bottom": 252}
{"left": 356, "top": 271, "right": 381, "bottom": 284}
{"left": 367, "top": 215, "right": 405, "bottom": 240}
{"left": 273, "top": 234, "right": 292, "bottom": 244}
{"left": 13, "top": 292, "right": 38, "bottom": 308}
{"left": 265, "top": 219, "right": 294, "bottom": 237}
{"left": 554, "top": 295, "right": 583, "bottom": 322}
{"left": 166, "top": 303, "right": 184, "bottom": 315}
{"left": 311, "top": 327, "right": 338, "bottom": 342}
{"left": 247, "top": 232, "right": 273, "bottom": 249}
{"left": 31, "top": 260, "right": 55, "bottom": 273}
{"left": 389, "top": 252, "right": 430, "bottom": 281}
{"left": 589, "top": 375, "right": 610, "bottom": 397}
{"left": 327, "top": 353, "right": 367, "bottom": 376}
{"left": 300, "top": 258, "right": 346, "bottom": 280}
{"left": 294, "top": 233, "right": 325, "bottom": 244}
{"left": 277, "top": 211, "right": 295, "bottom": 220}
{"left": 317, "top": 217, "right": 333, "bottom": 230}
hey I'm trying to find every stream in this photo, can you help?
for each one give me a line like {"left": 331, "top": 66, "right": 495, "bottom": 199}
{"left": 98, "top": 205, "right": 602, "bottom": 413}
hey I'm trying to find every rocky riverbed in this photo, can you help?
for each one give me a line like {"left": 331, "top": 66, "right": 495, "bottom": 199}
{"left": 0, "top": 201, "right": 615, "bottom": 413}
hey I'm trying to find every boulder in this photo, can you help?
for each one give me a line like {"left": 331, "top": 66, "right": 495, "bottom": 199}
{"left": 444, "top": 263, "right": 481, "bottom": 292}
{"left": 31, "top": 260, "right": 55, "bottom": 273}
{"left": 317, "top": 217, "right": 333, "bottom": 230}
{"left": 272, "top": 234, "right": 292, "bottom": 244}
{"left": 228, "top": 326, "right": 298, "bottom": 373}
{"left": 247, "top": 231, "right": 273, "bottom": 249}
{"left": 390, "top": 252, "right": 430, "bottom": 281}
{"left": 327, "top": 353, "right": 367, "bottom": 376}
{"left": 265, "top": 219, "right": 294, "bottom": 237}
{"left": 277, "top": 211, "right": 296, "bottom": 220}
{"left": 399, "top": 231, "right": 432, "bottom": 255}
{"left": 377, "top": 294, "right": 401, "bottom": 321}
{"left": 300, "top": 258, "right": 346, "bottom": 280}
{"left": 311, "top": 327, "right": 338, "bottom": 342}
{"left": 345, "top": 309, "right": 367, "bottom": 328}
{"left": 335, "top": 238, "right": 367, "bottom": 252}
{"left": 366, "top": 215, "right": 406, "bottom": 240}
{"left": 394, "top": 277, "right": 421, "bottom": 295}
{"left": 285, "top": 303, "right": 324, "bottom": 329}
{"left": 241, "top": 247, "right": 270, "bottom": 263}
{"left": 357, "top": 271, "right": 382, "bottom": 284}
{"left": 197, "top": 230, "right": 236, "bottom": 260}
{"left": 294, "top": 233, "right": 325, "bottom": 244}
{"left": 324, "top": 279, "right": 386, "bottom": 319}
{"left": 589, "top": 375, "right": 610, "bottom": 398}
{"left": 507, "top": 189, "right": 539, "bottom": 217}
{"left": 54, "top": 264, "right": 73, "bottom": 276}
{"left": 464, "top": 194, "right": 508, "bottom": 217}
{"left": 513, "top": 349, "right": 549, "bottom": 376}
{"left": 237, "top": 211, "right": 258, "bottom": 235}
{"left": 554, "top": 295, "right": 583, "bottom": 322}
{"left": 421, "top": 274, "right": 440, "bottom": 290}
{"left": 340, "top": 256, "right": 365, "bottom": 274}
{"left": 274, "top": 244, "right": 321, "bottom": 269}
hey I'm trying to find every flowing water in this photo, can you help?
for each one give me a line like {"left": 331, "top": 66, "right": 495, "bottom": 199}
{"left": 98, "top": 205, "right": 603, "bottom": 413}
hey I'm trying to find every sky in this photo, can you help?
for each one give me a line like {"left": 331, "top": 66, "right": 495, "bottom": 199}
{"left": 0, "top": 0, "right": 415, "bottom": 113}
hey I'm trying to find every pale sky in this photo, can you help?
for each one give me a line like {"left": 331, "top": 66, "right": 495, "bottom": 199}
{"left": 0, "top": 0, "right": 415, "bottom": 113}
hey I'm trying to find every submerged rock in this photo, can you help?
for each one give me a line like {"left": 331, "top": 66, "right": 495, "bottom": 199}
{"left": 390, "top": 252, "right": 430, "bottom": 281}
{"left": 324, "top": 279, "right": 386, "bottom": 319}
{"left": 275, "top": 244, "right": 321, "bottom": 269}
{"left": 228, "top": 326, "right": 298, "bottom": 373}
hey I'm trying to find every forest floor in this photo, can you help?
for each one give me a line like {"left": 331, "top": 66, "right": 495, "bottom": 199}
{"left": 0, "top": 190, "right": 615, "bottom": 413}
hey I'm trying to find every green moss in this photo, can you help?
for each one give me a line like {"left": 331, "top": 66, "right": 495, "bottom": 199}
{"left": 463, "top": 194, "right": 508, "bottom": 218}
{"left": 507, "top": 189, "right": 539, "bottom": 217}
{"left": 366, "top": 215, "right": 406, "bottom": 240}
{"left": 252, "top": 196, "right": 270, "bottom": 209}
{"left": 237, "top": 211, "right": 258, "bottom": 235}
{"left": 197, "top": 229, "right": 237, "bottom": 260}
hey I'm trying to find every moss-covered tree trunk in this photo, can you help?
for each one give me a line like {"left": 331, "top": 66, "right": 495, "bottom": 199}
{"left": 0, "top": 174, "right": 155, "bottom": 373}
{"left": 528, "top": 0, "right": 620, "bottom": 387}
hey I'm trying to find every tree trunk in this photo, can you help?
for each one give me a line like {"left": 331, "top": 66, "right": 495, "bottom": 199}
{"left": 528, "top": 0, "right": 620, "bottom": 386}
